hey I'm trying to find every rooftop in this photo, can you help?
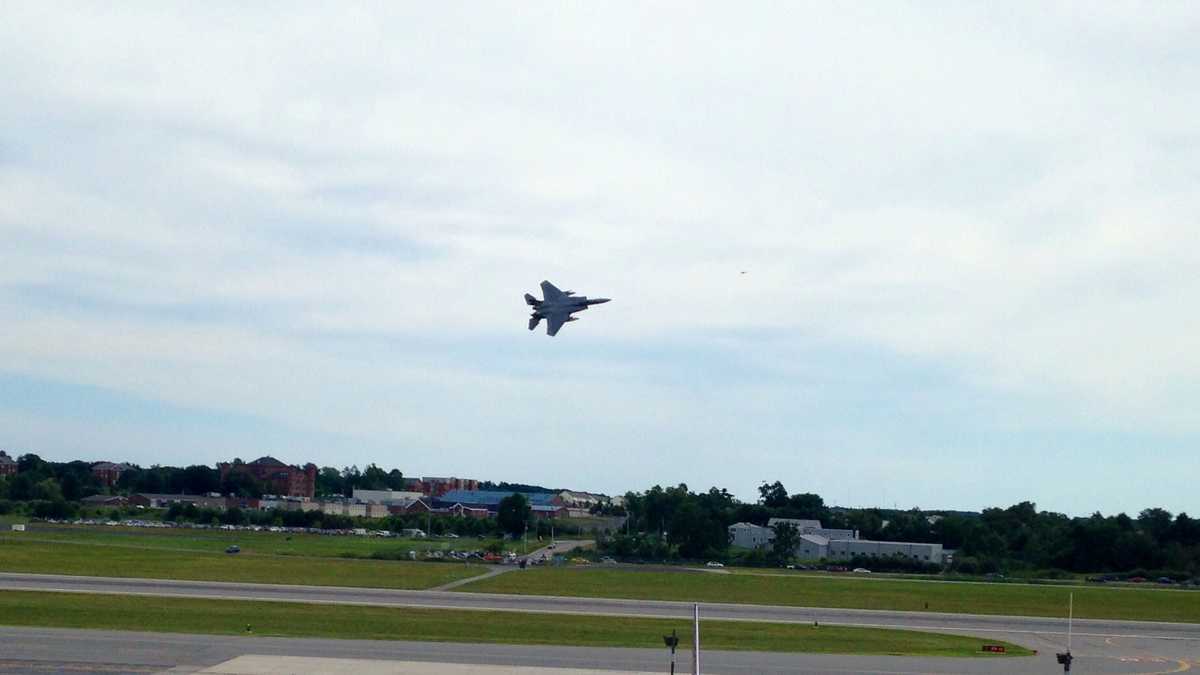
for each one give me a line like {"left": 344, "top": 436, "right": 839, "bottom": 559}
{"left": 767, "top": 518, "right": 822, "bottom": 530}
{"left": 250, "top": 456, "right": 288, "bottom": 467}
{"left": 436, "top": 490, "right": 559, "bottom": 507}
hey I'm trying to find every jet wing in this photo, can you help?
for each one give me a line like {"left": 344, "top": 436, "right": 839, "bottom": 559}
{"left": 540, "top": 280, "right": 565, "bottom": 301}
{"left": 545, "top": 313, "right": 568, "bottom": 336}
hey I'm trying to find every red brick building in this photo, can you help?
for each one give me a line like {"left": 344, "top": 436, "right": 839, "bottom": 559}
{"left": 0, "top": 451, "right": 16, "bottom": 477}
{"left": 91, "top": 461, "right": 132, "bottom": 487}
{"left": 403, "top": 476, "right": 480, "bottom": 497}
{"left": 218, "top": 456, "right": 317, "bottom": 499}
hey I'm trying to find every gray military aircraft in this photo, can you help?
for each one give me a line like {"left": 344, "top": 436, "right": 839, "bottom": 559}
{"left": 525, "top": 280, "right": 610, "bottom": 336}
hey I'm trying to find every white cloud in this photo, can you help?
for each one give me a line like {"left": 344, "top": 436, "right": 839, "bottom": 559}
{"left": 1, "top": 3, "right": 1198, "bottom": 510}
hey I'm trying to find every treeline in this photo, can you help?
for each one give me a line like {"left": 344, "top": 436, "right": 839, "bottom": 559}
{"left": 0, "top": 454, "right": 410, "bottom": 502}
{"left": 159, "top": 500, "right": 579, "bottom": 539}
{"left": 598, "top": 481, "right": 1200, "bottom": 577}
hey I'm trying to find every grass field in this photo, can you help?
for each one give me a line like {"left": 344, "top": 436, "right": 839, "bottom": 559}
{"left": 0, "top": 538, "right": 483, "bottom": 589}
{"left": 0, "top": 590, "right": 1032, "bottom": 657}
{"left": 461, "top": 567, "right": 1200, "bottom": 623}
{"left": 6, "top": 523, "right": 501, "bottom": 558}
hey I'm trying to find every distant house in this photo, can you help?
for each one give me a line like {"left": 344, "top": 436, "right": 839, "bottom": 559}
{"left": 728, "top": 520, "right": 943, "bottom": 564}
{"left": 320, "top": 500, "right": 367, "bottom": 518}
{"left": 352, "top": 489, "right": 425, "bottom": 504}
{"left": 433, "top": 490, "right": 562, "bottom": 514}
{"left": 0, "top": 451, "right": 16, "bottom": 477}
{"left": 218, "top": 456, "right": 317, "bottom": 499}
{"left": 557, "top": 491, "right": 608, "bottom": 508}
{"left": 387, "top": 498, "right": 432, "bottom": 515}
{"left": 531, "top": 504, "right": 569, "bottom": 520}
{"left": 90, "top": 462, "right": 133, "bottom": 487}
{"left": 728, "top": 522, "right": 774, "bottom": 549}
{"left": 259, "top": 495, "right": 319, "bottom": 512}
{"left": 130, "top": 493, "right": 227, "bottom": 510}
{"left": 81, "top": 494, "right": 129, "bottom": 508}
{"left": 437, "top": 503, "right": 490, "bottom": 519}
{"left": 405, "top": 477, "right": 479, "bottom": 497}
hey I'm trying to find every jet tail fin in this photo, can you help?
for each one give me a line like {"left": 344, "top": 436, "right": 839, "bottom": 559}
{"left": 528, "top": 316, "right": 541, "bottom": 331}
{"left": 524, "top": 293, "right": 540, "bottom": 306}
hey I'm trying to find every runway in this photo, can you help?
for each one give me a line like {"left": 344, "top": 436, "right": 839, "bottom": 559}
{"left": 0, "top": 626, "right": 1191, "bottom": 675}
{"left": 1, "top": 572, "right": 1197, "bottom": 672}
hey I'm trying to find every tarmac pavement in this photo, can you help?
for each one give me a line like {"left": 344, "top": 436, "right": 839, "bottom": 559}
{"left": 1, "top": 572, "right": 1198, "bottom": 673}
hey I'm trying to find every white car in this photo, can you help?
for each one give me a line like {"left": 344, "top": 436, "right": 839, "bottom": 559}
{"left": 852, "top": 567, "right": 872, "bottom": 574}
{"left": 705, "top": 561, "right": 725, "bottom": 568}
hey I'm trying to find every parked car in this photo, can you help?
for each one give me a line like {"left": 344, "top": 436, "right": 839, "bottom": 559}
{"left": 705, "top": 561, "right": 725, "bottom": 568}
{"left": 852, "top": 567, "right": 871, "bottom": 574}
{"left": 600, "top": 556, "right": 617, "bottom": 565}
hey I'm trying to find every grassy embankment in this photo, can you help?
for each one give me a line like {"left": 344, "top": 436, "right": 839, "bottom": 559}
{"left": 463, "top": 567, "right": 1200, "bottom": 623}
{"left": 0, "top": 537, "right": 481, "bottom": 589}
{"left": 0, "top": 590, "right": 1031, "bottom": 657}
{"left": 10, "top": 523, "right": 502, "bottom": 558}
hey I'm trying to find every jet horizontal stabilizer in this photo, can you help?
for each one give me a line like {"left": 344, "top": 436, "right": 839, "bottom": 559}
{"left": 525, "top": 280, "right": 610, "bottom": 336}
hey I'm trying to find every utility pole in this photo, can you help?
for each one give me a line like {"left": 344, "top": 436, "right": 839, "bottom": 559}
{"left": 1056, "top": 592, "right": 1074, "bottom": 672}
{"left": 1068, "top": 591, "right": 1073, "bottom": 653}
{"left": 691, "top": 603, "right": 700, "bottom": 675}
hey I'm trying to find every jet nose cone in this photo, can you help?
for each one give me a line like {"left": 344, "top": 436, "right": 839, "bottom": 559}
{"left": 591, "top": 298, "right": 611, "bottom": 304}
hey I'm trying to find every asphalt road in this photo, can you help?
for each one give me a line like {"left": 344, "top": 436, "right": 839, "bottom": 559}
{"left": 2, "top": 572, "right": 1197, "bottom": 672}
{"left": 0, "top": 626, "right": 1190, "bottom": 675}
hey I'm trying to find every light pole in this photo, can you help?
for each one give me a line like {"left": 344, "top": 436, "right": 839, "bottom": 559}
{"left": 691, "top": 603, "right": 700, "bottom": 675}
{"left": 662, "top": 629, "right": 679, "bottom": 675}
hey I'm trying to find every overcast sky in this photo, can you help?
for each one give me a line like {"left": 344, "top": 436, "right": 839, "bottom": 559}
{"left": 2, "top": 3, "right": 1198, "bottom": 516}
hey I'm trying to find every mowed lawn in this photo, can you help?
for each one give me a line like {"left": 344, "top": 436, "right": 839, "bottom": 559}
{"left": 10, "top": 524, "right": 499, "bottom": 558}
{"left": 0, "top": 590, "right": 1032, "bottom": 657}
{"left": 462, "top": 568, "right": 1200, "bottom": 623}
{"left": 0, "top": 538, "right": 482, "bottom": 590}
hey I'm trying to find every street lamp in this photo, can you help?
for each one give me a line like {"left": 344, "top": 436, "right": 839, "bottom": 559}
{"left": 662, "top": 629, "right": 679, "bottom": 675}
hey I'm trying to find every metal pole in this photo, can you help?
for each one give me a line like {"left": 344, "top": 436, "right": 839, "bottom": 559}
{"left": 670, "top": 629, "right": 676, "bottom": 675}
{"left": 692, "top": 603, "right": 700, "bottom": 675}
{"left": 1067, "top": 592, "right": 1073, "bottom": 653}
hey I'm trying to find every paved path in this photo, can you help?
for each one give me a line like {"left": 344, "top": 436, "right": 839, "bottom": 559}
{"left": 3, "top": 626, "right": 1189, "bottom": 675}
{"left": 430, "top": 566, "right": 511, "bottom": 591}
{"left": 429, "top": 539, "right": 593, "bottom": 590}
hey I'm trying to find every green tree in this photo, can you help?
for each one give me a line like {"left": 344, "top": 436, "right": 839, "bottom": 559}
{"left": 315, "top": 467, "right": 344, "bottom": 497}
{"left": 31, "top": 477, "right": 63, "bottom": 502}
{"left": 757, "top": 481, "right": 789, "bottom": 509}
{"left": 771, "top": 521, "right": 800, "bottom": 564}
{"left": 497, "top": 493, "right": 531, "bottom": 537}
{"left": 1138, "top": 508, "right": 1174, "bottom": 544}
{"left": 361, "top": 464, "right": 388, "bottom": 490}
{"left": 786, "top": 492, "right": 828, "bottom": 521}
{"left": 60, "top": 472, "right": 83, "bottom": 501}
{"left": 18, "top": 453, "right": 47, "bottom": 474}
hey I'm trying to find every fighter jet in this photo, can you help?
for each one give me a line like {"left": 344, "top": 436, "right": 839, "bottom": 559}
{"left": 525, "top": 280, "right": 610, "bottom": 336}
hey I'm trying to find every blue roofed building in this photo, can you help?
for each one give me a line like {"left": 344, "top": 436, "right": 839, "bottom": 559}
{"left": 434, "top": 490, "right": 565, "bottom": 518}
